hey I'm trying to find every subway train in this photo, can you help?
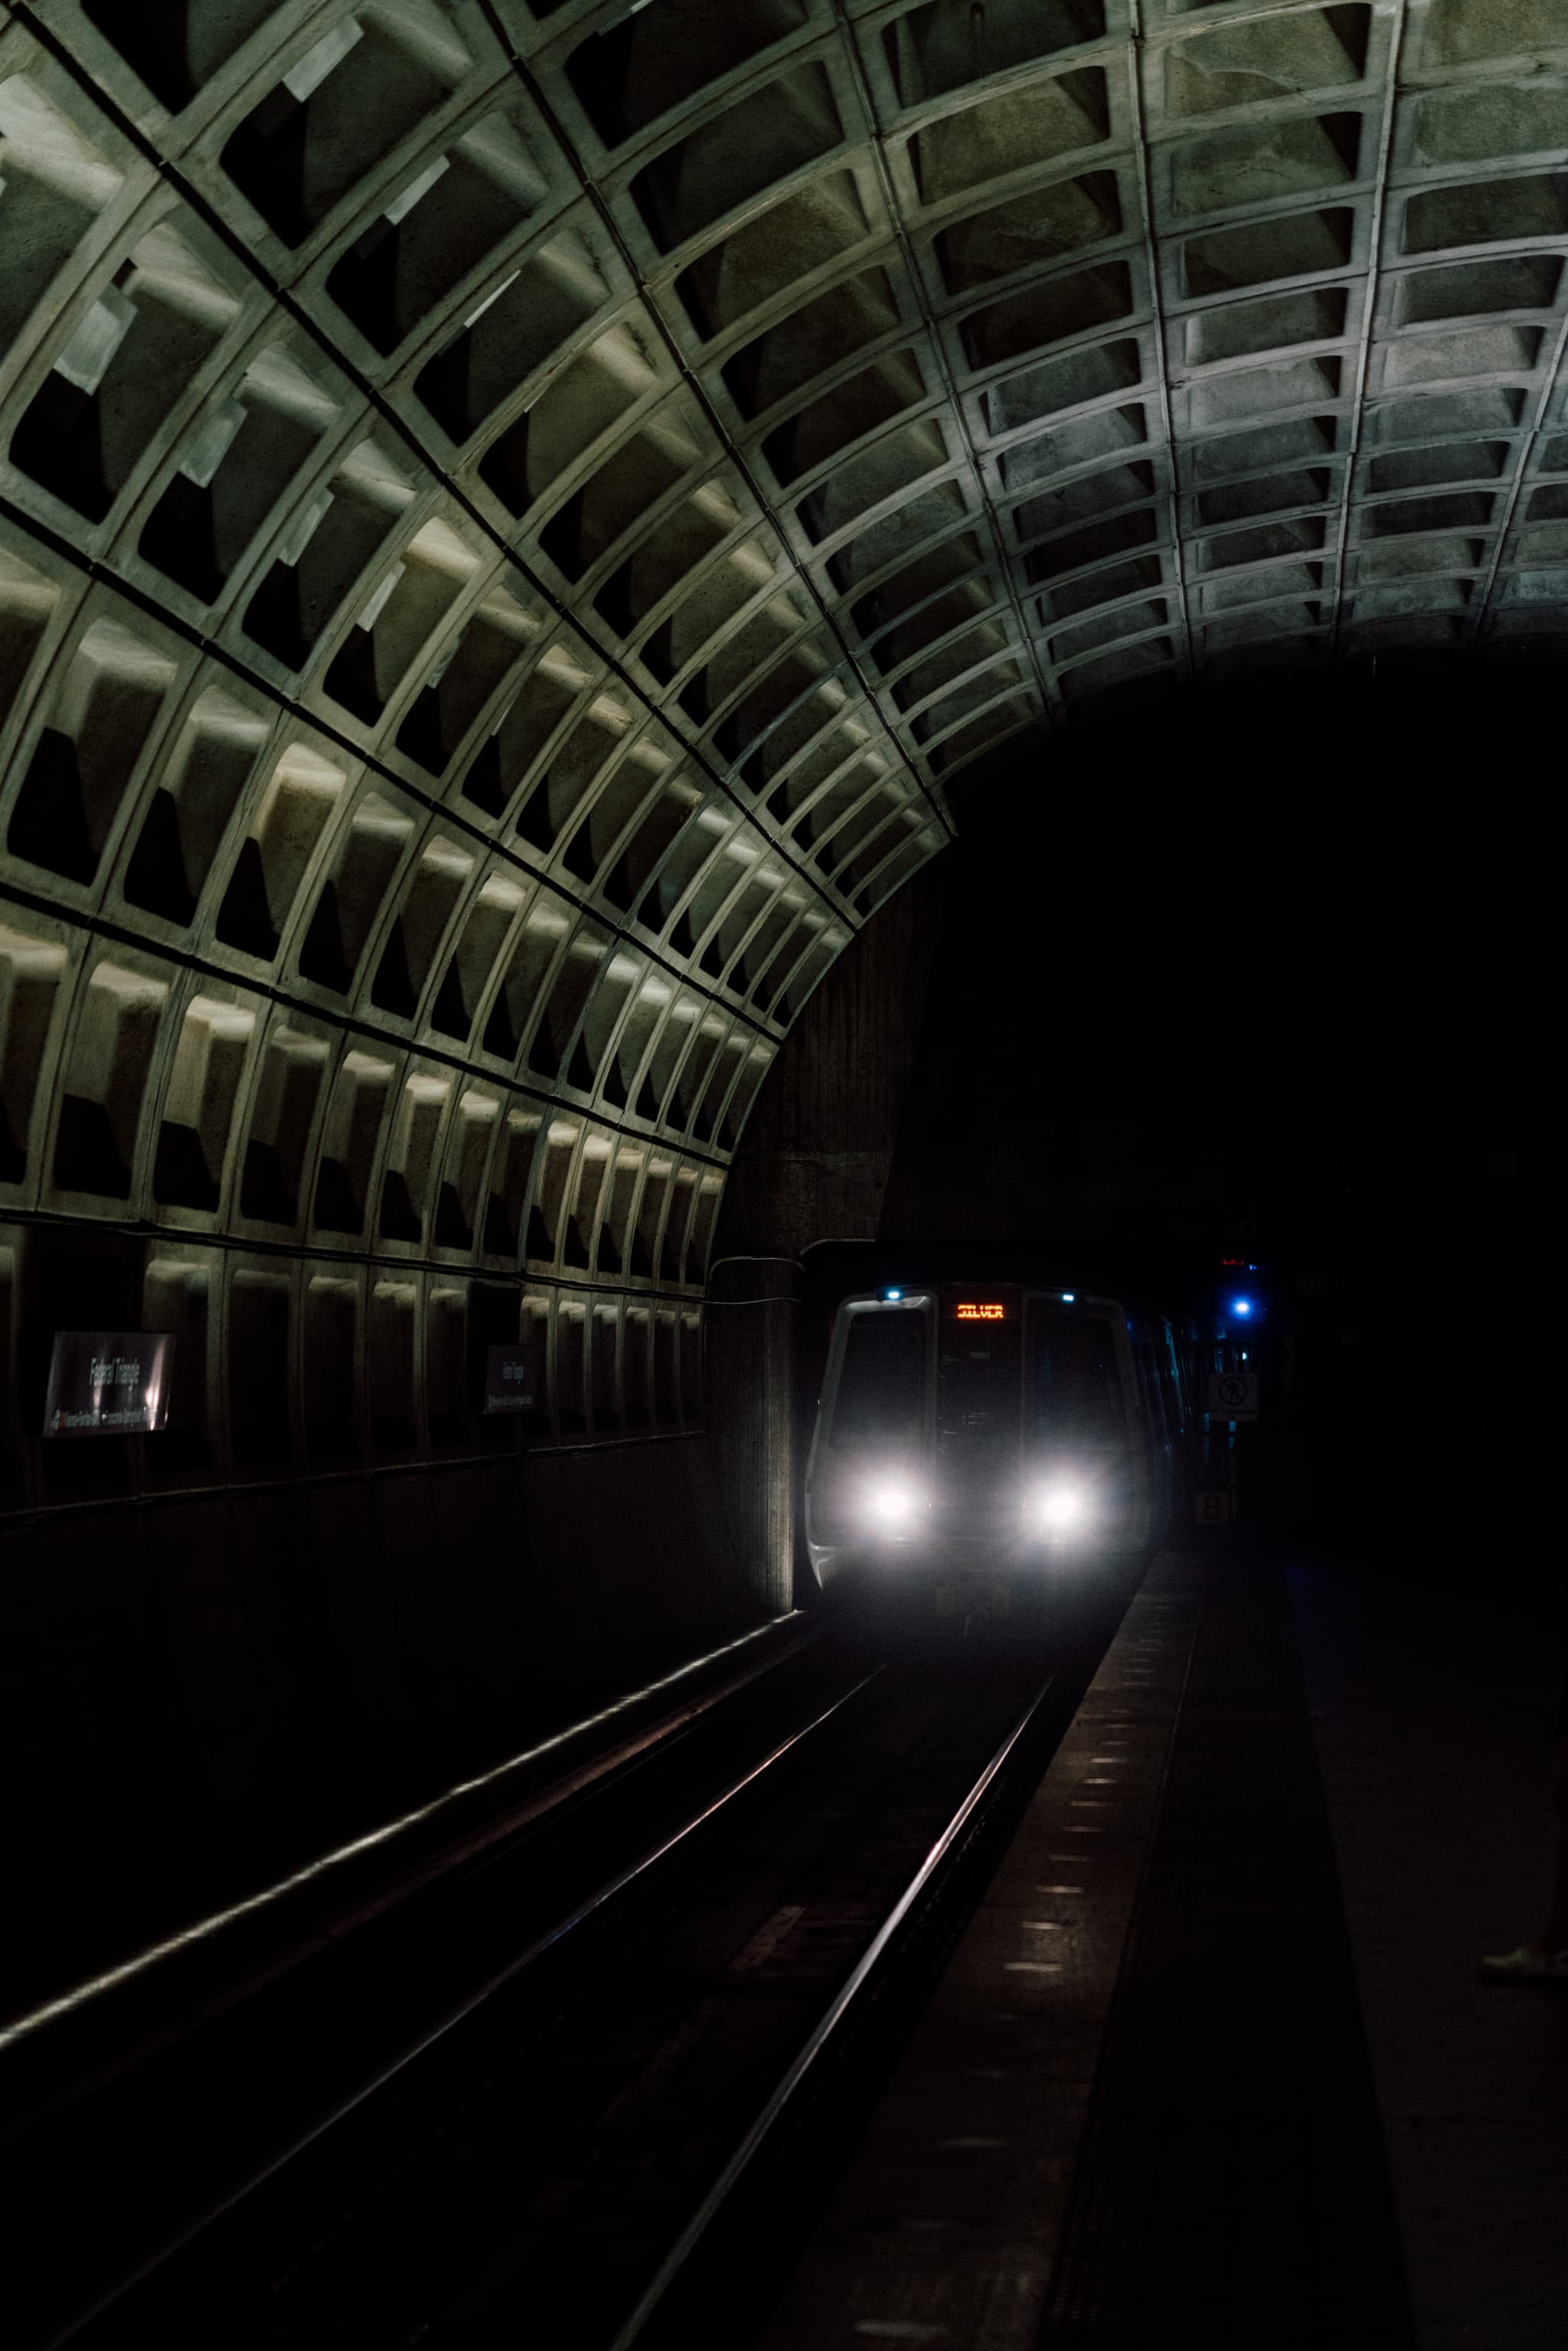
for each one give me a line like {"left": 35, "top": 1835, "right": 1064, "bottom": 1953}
{"left": 804, "top": 1281, "right": 1194, "bottom": 1597}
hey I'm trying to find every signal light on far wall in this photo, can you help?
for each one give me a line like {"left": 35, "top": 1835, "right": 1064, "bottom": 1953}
{"left": 1229, "top": 1295, "right": 1255, "bottom": 1319}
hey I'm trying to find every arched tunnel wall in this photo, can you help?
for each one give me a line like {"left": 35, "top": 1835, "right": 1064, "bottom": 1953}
{"left": 0, "top": 0, "right": 1560, "bottom": 1991}
{"left": 716, "top": 851, "right": 949, "bottom": 1259}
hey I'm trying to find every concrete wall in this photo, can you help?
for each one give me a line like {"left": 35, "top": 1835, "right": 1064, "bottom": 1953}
{"left": 705, "top": 857, "right": 951, "bottom": 1612}
{"left": 717, "top": 857, "right": 949, "bottom": 1261}
{"left": 0, "top": 1428, "right": 746, "bottom": 2007}
{"left": 0, "top": 839, "right": 958, "bottom": 2000}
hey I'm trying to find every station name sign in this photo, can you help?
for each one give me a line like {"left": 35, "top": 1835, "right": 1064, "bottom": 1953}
{"left": 484, "top": 1342, "right": 543, "bottom": 1414}
{"left": 954, "top": 1302, "right": 1007, "bottom": 1322}
{"left": 44, "top": 1331, "right": 175, "bottom": 1437}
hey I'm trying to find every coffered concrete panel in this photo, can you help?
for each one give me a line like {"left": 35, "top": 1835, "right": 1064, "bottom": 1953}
{"left": 2, "top": 0, "right": 1564, "bottom": 1476}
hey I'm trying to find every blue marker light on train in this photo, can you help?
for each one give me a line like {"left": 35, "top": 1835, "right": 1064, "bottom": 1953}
{"left": 1230, "top": 1295, "right": 1254, "bottom": 1318}
{"left": 1060, "top": 1291, "right": 1076, "bottom": 1303}
{"left": 884, "top": 1287, "right": 903, "bottom": 1301}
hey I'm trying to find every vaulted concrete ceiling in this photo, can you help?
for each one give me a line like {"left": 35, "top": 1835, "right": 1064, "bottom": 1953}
{"left": 1, "top": 0, "right": 1563, "bottom": 1444}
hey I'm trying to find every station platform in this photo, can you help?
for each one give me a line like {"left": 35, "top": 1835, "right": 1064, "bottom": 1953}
{"left": 759, "top": 1543, "right": 1568, "bottom": 2351}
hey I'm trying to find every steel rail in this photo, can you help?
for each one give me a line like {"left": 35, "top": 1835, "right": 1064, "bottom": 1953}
{"left": 34, "top": 1659, "right": 884, "bottom": 2351}
{"left": 608, "top": 1664, "right": 1060, "bottom": 2348}
{"left": 1, "top": 1614, "right": 815, "bottom": 2068}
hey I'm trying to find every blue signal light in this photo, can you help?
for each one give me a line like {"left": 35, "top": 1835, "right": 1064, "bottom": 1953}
{"left": 1230, "top": 1295, "right": 1255, "bottom": 1318}
{"left": 1060, "top": 1291, "right": 1076, "bottom": 1303}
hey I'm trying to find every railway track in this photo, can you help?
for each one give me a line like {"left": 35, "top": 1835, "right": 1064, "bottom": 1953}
{"left": 5, "top": 1573, "right": 1140, "bottom": 2349}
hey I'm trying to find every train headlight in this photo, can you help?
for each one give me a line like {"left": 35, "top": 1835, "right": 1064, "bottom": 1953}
{"left": 864, "top": 1479, "right": 921, "bottom": 1532}
{"left": 1036, "top": 1481, "right": 1093, "bottom": 1535}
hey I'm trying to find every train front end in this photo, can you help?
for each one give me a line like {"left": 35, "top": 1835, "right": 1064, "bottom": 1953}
{"left": 805, "top": 1284, "right": 1152, "bottom": 1598}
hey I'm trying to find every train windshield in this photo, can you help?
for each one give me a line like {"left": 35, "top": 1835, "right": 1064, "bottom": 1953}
{"left": 1024, "top": 1304, "right": 1126, "bottom": 1445}
{"left": 830, "top": 1310, "right": 926, "bottom": 1447}
{"left": 938, "top": 1316, "right": 1021, "bottom": 1476}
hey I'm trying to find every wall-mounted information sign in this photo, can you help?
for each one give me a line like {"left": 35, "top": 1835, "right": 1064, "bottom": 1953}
{"left": 954, "top": 1302, "right": 1007, "bottom": 1323}
{"left": 44, "top": 1332, "right": 175, "bottom": 1437}
{"left": 484, "top": 1342, "right": 542, "bottom": 1415}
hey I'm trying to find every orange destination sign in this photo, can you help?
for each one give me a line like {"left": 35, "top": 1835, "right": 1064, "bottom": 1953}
{"left": 955, "top": 1303, "right": 1006, "bottom": 1322}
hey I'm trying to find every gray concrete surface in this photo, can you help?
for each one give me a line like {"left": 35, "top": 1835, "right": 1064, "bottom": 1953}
{"left": 1292, "top": 1555, "right": 1568, "bottom": 2351}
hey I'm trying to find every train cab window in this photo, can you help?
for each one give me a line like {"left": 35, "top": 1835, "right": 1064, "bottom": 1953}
{"left": 1024, "top": 1305, "right": 1126, "bottom": 1445}
{"left": 1161, "top": 1320, "right": 1187, "bottom": 1435}
{"left": 1138, "top": 1329, "right": 1169, "bottom": 1444}
{"left": 830, "top": 1309, "right": 926, "bottom": 1447}
{"left": 937, "top": 1313, "right": 1021, "bottom": 1473}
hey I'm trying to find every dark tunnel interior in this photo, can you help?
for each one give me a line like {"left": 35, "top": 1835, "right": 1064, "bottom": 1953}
{"left": 724, "top": 651, "right": 1547, "bottom": 1555}
{"left": 0, "top": 1, "right": 1560, "bottom": 2341}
